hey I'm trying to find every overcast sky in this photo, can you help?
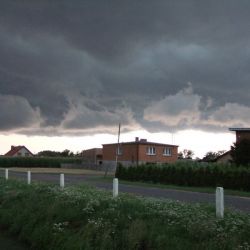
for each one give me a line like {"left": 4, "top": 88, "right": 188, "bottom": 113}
{"left": 0, "top": 1, "right": 249, "bottom": 155}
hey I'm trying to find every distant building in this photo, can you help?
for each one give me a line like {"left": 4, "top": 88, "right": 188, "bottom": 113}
{"left": 215, "top": 151, "right": 232, "bottom": 163}
{"left": 102, "top": 137, "right": 178, "bottom": 167}
{"left": 215, "top": 128, "right": 250, "bottom": 164}
{"left": 5, "top": 145, "right": 34, "bottom": 157}
{"left": 229, "top": 128, "right": 250, "bottom": 143}
{"left": 82, "top": 148, "right": 103, "bottom": 165}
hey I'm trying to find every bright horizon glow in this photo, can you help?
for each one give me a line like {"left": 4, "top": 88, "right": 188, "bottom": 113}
{"left": 0, "top": 130, "right": 235, "bottom": 159}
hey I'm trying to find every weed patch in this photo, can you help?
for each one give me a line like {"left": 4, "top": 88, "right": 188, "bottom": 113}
{"left": 0, "top": 178, "right": 250, "bottom": 249}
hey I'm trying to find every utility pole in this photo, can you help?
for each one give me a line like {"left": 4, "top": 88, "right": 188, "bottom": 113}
{"left": 115, "top": 123, "right": 121, "bottom": 172}
{"left": 104, "top": 123, "right": 121, "bottom": 177}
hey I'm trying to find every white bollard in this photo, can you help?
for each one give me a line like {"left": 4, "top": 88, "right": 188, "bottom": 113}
{"left": 27, "top": 171, "right": 31, "bottom": 185}
{"left": 60, "top": 174, "right": 65, "bottom": 189}
{"left": 5, "top": 169, "right": 8, "bottom": 180}
{"left": 113, "top": 178, "right": 119, "bottom": 198}
{"left": 216, "top": 187, "right": 224, "bottom": 218}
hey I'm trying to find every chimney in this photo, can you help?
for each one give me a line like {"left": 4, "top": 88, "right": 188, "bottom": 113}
{"left": 11, "top": 145, "right": 16, "bottom": 150}
{"left": 135, "top": 137, "right": 139, "bottom": 142}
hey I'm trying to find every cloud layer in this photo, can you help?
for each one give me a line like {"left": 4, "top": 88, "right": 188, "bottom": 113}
{"left": 144, "top": 84, "right": 250, "bottom": 131}
{"left": 1, "top": 1, "right": 250, "bottom": 135}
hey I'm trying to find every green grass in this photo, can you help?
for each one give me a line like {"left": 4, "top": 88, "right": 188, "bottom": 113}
{"left": 0, "top": 233, "right": 27, "bottom": 250}
{"left": 1, "top": 178, "right": 250, "bottom": 249}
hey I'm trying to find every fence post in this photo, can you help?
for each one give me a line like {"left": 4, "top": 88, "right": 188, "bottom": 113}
{"left": 216, "top": 187, "right": 224, "bottom": 218}
{"left": 5, "top": 169, "right": 8, "bottom": 180}
{"left": 27, "top": 171, "right": 31, "bottom": 185}
{"left": 60, "top": 174, "right": 65, "bottom": 189}
{"left": 113, "top": 178, "right": 119, "bottom": 198}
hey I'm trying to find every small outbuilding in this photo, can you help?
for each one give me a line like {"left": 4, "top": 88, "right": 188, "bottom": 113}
{"left": 215, "top": 151, "right": 232, "bottom": 163}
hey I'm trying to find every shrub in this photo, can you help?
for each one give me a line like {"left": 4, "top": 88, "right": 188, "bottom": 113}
{"left": 116, "top": 162, "right": 250, "bottom": 191}
{"left": 231, "top": 139, "right": 250, "bottom": 166}
{"left": 0, "top": 157, "right": 82, "bottom": 168}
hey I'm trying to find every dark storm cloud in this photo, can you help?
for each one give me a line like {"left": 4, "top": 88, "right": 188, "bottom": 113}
{"left": 1, "top": 0, "right": 250, "bottom": 135}
{"left": 0, "top": 94, "right": 41, "bottom": 130}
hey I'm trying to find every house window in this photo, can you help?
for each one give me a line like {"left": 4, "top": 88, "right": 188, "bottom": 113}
{"left": 147, "top": 147, "right": 156, "bottom": 155}
{"left": 116, "top": 146, "right": 123, "bottom": 155}
{"left": 163, "top": 147, "right": 172, "bottom": 156}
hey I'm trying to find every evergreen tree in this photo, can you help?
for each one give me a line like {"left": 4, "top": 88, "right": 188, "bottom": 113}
{"left": 231, "top": 139, "right": 250, "bottom": 166}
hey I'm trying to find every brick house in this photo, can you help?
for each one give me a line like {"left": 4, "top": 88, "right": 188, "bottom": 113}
{"left": 82, "top": 148, "right": 103, "bottom": 165}
{"left": 5, "top": 145, "right": 33, "bottom": 157}
{"left": 102, "top": 137, "right": 178, "bottom": 167}
{"left": 229, "top": 128, "right": 250, "bottom": 143}
{"left": 215, "top": 128, "right": 250, "bottom": 163}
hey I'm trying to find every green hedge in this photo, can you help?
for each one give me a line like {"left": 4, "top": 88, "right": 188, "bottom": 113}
{"left": 1, "top": 179, "right": 250, "bottom": 249}
{"left": 115, "top": 162, "right": 250, "bottom": 191}
{"left": 0, "top": 157, "right": 82, "bottom": 168}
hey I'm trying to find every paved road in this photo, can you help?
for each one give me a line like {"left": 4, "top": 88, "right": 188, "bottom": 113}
{"left": 1, "top": 170, "right": 250, "bottom": 213}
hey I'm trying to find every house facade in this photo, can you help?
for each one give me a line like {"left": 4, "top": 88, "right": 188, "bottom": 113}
{"left": 102, "top": 137, "right": 178, "bottom": 167}
{"left": 82, "top": 148, "right": 103, "bottom": 165}
{"left": 229, "top": 128, "right": 250, "bottom": 143}
{"left": 214, "top": 128, "right": 250, "bottom": 164}
{"left": 5, "top": 146, "right": 33, "bottom": 157}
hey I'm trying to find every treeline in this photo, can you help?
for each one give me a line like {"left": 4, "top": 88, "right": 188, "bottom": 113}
{"left": 37, "top": 149, "right": 82, "bottom": 157}
{"left": 115, "top": 162, "right": 250, "bottom": 191}
{"left": 0, "top": 157, "right": 82, "bottom": 168}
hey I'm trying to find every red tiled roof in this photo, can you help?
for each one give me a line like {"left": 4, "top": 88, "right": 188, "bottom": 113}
{"left": 4, "top": 146, "right": 33, "bottom": 156}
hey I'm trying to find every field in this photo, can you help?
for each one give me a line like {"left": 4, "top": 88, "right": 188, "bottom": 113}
{"left": 0, "top": 178, "right": 250, "bottom": 250}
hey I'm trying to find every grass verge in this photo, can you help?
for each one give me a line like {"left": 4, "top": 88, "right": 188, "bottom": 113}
{"left": 0, "top": 178, "right": 250, "bottom": 249}
{"left": 0, "top": 233, "right": 27, "bottom": 250}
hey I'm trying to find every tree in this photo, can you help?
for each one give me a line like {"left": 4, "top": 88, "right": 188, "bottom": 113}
{"left": 202, "top": 150, "right": 226, "bottom": 162}
{"left": 61, "top": 149, "right": 71, "bottom": 157}
{"left": 178, "top": 149, "right": 194, "bottom": 159}
{"left": 37, "top": 149, "right": 75, "bottom": 157}
{"left": 37, "top": 150, "right": 61, "bottom": 157}
{"left": 231, "top": 139, "right": 250, "bottom": 166}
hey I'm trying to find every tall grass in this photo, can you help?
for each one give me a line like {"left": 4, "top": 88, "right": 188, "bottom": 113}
{"left": 0, "top": 178, "right": 250, "bottom": 249}
{"left": 116, "top": 162, "right": 250, "bottom": 191}
{"left": 0, "top": 157, "right": 82, "bottom": 168}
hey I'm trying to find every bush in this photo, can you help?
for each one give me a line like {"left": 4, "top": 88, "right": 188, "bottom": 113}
{"left": 0, "top": 157, "right": 82, "bottom": 168}
{"left": 116, "top": 162, "right": 250, "bottom": 191}
{"left": 231, "top": 139, "right": 250, "bottom": 166}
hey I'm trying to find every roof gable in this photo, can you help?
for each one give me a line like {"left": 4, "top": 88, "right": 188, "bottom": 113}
{"left": 5, "top": 146, "right": 33, "bottom": 156}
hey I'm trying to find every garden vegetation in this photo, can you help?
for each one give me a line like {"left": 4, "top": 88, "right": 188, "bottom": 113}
{"left": 0, "top": 178, "right": 250, "bottom": 249}
{"left": 116, "top": 162, "right": 250, "bottom": 191}
{"left": 0, "top": 157, "right": 82, "bottom": 168}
